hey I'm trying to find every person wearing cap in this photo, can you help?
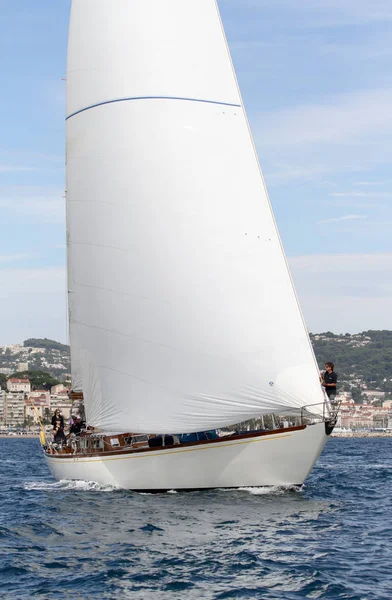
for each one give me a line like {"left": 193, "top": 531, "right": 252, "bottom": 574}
{"left": 69, "top": 416, "right": 82, "bottom": 435}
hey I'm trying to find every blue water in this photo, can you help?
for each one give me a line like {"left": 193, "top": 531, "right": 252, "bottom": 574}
{"left": 0, "top": 438, "right": 391, "bottom": 599}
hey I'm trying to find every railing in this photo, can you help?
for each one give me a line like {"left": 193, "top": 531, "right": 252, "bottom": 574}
{"left": 300, "top": 399, "right": 341, "bottom": 425}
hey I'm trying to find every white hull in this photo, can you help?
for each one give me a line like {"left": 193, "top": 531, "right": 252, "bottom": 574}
{"left": 45, "top": 423, "right": 329, "bottom": 490}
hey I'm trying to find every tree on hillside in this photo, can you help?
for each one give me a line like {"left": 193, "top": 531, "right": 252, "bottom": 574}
{"left": 23, "top": 338, "right": 69, "bottom": 352}
{"left": 23, "top": 416, "right": 35, "bottom": 430}
{"left": 350, "top": 386, "right": 364, "bottom": 404}
{"left": 10, "top": 370, "right": 60, "bottom": 391}
{"left": 311, "top": 330, "right": 392, "bottom": 389}
{"left": 0, "top": 374, "right": 7, "bottom": 390}
{"left": 42, "top": 407, "right": 51, "bottom": 425}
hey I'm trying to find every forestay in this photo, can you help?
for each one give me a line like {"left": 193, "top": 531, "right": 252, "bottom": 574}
{"left": 66, "top": 0, "right": 325, "bottom": 433}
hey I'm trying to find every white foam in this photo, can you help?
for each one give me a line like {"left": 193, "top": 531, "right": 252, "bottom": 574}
{"left": 319, "top": 461, "right": 392, "bottom": 471}
{"left": 220, "top": 485, "right": 303, "bottom": 495}
{"left": 138, "top": 489, "right": 178, "bottom": 495}
{"left": 23, "top": 479, "right": 119, "bottom": 492}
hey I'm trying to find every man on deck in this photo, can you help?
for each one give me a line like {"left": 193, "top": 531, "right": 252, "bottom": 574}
{"left": 322, "top": 362, "right": 337, "bottom": 405}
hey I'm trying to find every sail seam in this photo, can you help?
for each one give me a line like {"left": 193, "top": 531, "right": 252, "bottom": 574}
{"left": 71, "top": 321, "right": 309, "bottom": 407}
{"left": 97, "top": 365, "right": 287, "bottom": 407}
{"left": 71, "top": 320, "right": 268, "bottom": 375}
{"left": 66, "top": 96, "right": 241, "bottom": 120}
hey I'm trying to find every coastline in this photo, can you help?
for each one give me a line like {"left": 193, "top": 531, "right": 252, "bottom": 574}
{"left": 331, "top": 432, "right": 392, "bottom": 438}
{"left": 0, "top": 434, "right": 40, "bottom": 439}
{"left": 1, "top": 432, "right": 392, "bottom": 440}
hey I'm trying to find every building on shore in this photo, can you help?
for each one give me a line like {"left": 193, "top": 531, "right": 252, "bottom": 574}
{"left": 0, "top": 390, "right": 4, "bottom": 425}
{"left": 25, "top": 393, "right": 50, "bottom": 424}
{"left": 51, "top": 383, "right": 66, "bottom": 395}
{"left": 6, "top": 378, "right": 31, "bottom": 394}
{"left": 3, "top": 392, "right": 25, "bottom": 428}
{"left": 335, "top": 390, "right": 392, "bottom": 430}
{"left": 49, "top": 392, "right": 72, "bottom": 421}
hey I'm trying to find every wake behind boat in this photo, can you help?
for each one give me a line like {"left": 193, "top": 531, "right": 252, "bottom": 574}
{"left": 42, "top": 0, "right": 336, "bottom": 490}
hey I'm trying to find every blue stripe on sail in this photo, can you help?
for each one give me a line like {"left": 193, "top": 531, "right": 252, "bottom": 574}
{"left": 66, "top": 96, "right": 241, "bottom": 120}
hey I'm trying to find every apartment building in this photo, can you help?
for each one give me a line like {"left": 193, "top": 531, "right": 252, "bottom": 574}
{"left": 7, "top": 378, "right": 31, "bottom": 393}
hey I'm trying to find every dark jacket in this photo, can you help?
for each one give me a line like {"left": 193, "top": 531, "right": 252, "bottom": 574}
{"left": 51, "top": 414, "right": 64, "bottom": 428}
{"left": 69, "top": 421, "right": 82, "bottom": 435}
{"left": 53, "top": 425, "right": 66, "bottom": 443}
{"left": 324, "top": 371, "right": 337, "bottom": 396}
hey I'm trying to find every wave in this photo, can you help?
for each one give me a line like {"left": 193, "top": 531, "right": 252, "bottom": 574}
{"left": 221, "top": 485, "right": 303, "bottom": 495}
{"left": 23, "top": 479, "right": 119, "bottom": 492}
{"left": 319, "top": 461, "right": 392, "bottom": 470}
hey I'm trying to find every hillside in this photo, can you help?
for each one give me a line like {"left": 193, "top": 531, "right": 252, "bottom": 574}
{"left": 0, "top": 332, "right": 391, "bottom": 397}
{"left": 310, "top": 330, "right": 392, "bottom": 393}
{"left": 0, "top": 339, "right": 70, "bottom": 380}
{"left": 23, "top": 338, "right": 69, "bottom": 352}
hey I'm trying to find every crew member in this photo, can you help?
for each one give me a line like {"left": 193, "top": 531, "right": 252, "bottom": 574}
{"left": 51, "top": 409, "right": 64, "bottom": 428}
{"left": 322, "top": 361, "right": 338, "bottom": 405}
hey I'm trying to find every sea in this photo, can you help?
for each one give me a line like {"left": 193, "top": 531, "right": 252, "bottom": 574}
{"left": 0, "top": 437, "right": 391, "bottom": 600}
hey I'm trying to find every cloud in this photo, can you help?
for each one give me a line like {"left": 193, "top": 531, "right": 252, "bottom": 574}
{"left": 252, "top": 88, "right": 392, "bottom": 184}
{"left": 0, "top": 186, "right": 65, "bottom": 223}
{"left": 0, "top": 254, "right": 34, "bottom": 264}
{"left": 329, "top": 192, "right": 392, "bottom": 213}
{"left": 316, "top": 215, "right": 367, "bottom": 225}
{"left": 0, "top": 152, "right": 64, "bottom": 178}
{"left": 290, "top": 252, "right": 392, "bottom": 275}
{"left": 355, "top": 181, "right": 386, "bottom": 186}
{"left": 227, "top": 0, "right": 392, "bottom": 26}
{"left": 0, "top": 165, "right": 35, "bottom": 173}
{"left": 230, "top": 40, "right": 278, "bottom": 52}
{"left": 330, "top": 192, "right": 392, "bottom": 198}
{"left": 330, "top": 192, "right": 369, "bottom": 198}
{"left": 0, "top": 150, "right": 64, "bottom": 165}
{"left": 328, "top": 203, "right": 387, "bottom": 210}
{"left": 0, "top": 254, "right": 389, "bottom": 343}
{"left": 0, "top": 267, "right": 67, "bottom": 345}
{"left": 289, "top": 253, "right": 392, "bottom": 333}
{"left": 326, "top": 192, "right": 390, "bottom": 210}
{"left": 0, "top": 266, "right": 66, "bottom": 293}
{"left": 264, "top": 165, "right": 331, "bottom": 183}
{"left": 254, "top": 88, "right": 392, "bottom": 149}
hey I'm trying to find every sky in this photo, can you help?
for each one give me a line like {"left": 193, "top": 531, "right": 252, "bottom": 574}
{"left": 0, "top": 0, "right": 391, "bottom": 344}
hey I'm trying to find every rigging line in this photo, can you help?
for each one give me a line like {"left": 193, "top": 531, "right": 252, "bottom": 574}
{"left": 66, "top": 96, "right": 241, "bottom": 120}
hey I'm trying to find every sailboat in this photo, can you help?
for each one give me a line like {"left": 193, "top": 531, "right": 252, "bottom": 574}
{"left": 43, "top": 0, "right": 336, "bottom": 490}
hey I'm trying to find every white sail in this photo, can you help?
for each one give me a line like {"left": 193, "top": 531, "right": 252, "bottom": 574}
{"left": 66, "top": 0, "right": 325, "bottom": 433}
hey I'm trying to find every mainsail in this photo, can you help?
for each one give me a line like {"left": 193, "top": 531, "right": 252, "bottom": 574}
{"left": 66, "top": 0, "right": 325, "bottom": 433}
